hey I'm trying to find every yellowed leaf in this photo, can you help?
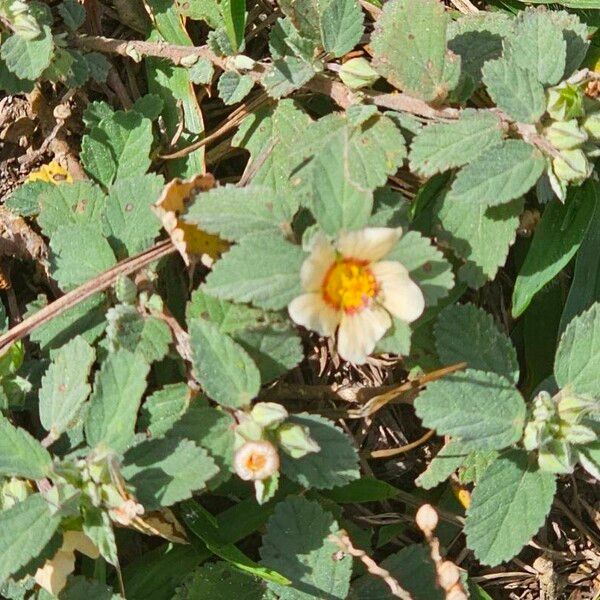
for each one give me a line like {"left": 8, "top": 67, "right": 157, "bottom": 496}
{"left": 131, "top": 507, "right": 189, "bottom": 544}
{"left": 153, "top": 174, "right": 229, "bottom": 265}
{"left": 26, "top": 161, "right": 73, "bottom": 185}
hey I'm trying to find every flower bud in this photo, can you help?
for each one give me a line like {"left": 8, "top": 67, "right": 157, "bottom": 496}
{"left": 339, "top": 57, "right": 379, "bottom": 90}
{"left": 415, "top": 503, "right": 438, "bottom": 535}
{"left": 538, "top": 440, "right": 574, "bottom": 474}
{"left": 552, "top": 148, "right": 591, "bottom": 184}
{"left": 277, "top": 423, "right": 320, "bottom": 459}
{"left": 547, "top": 83, "right": 585, "bottom": 121}
{"left": 235, "top": 419, "right": 264, "bottom": 446}
{"left": 251, "top": 402, "right": 288, "bottom": 429}
{"left": 523, "top": 421, "right": 542, "bottom": 451}
{"left": 544, "top": 120, "right": 587, "bottom": 150}
{"left": 438, "top": 561, "right": 460, "bottom": 591}
{"left": 109, "top": 498, "right": 144, "bottom": 526}
{"left": 582, "top": 112, "right": 600, "bottom": 141}
{"left": 564, "top": 423, "right": 596, "bottom": 445}
{"left": 234, "top": 440, "right": 280, "bottom": 481}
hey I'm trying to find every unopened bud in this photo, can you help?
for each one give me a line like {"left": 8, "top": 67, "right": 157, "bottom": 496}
{"left": 446, "top": 587, "right": 469, "bottom": 600}
{"left": 547, "top": 83, "right": 585, "bottom": 121}
{"left": 339, "top": 57, "right": 379, "bottom": 90}
{"left": 438, "top": 561, "right": 460, "bottom": 591}
{"left": 538, "top": 440, "right": 574, "bottom": 474}
{"left": 552, "top": 148, "right": 590, "bottom": 184}
{"left": 251, "top": 402, "right": 288, "bottom": 429}
{"left": 415, "top": 503, "right": 438, "bottom": 535}
{"left": 277, "top": 423, "right": 320, "bottom": 459}
{"left": 582, "top": 112, "right": 600, "bottom": 140}
{"left": 544, "top": 120, "right": 587, "bottom": 150}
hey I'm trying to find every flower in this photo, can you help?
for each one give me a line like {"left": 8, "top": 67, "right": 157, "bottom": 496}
{"left": 109, "top": 498, "right": 144, "bottom": 526}
{"left": 288, "top": 227, "right": 425, "bottom": 364}
{"left": 233, "top": 440, "right": 280, "bottom": 481}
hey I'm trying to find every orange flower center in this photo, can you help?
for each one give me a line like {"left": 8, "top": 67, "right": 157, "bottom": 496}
{"left": 322, "top": 258, "right": 378, "bottom": 313}
{"left": 245, "top": 452, "right": 267, "bottom": 473}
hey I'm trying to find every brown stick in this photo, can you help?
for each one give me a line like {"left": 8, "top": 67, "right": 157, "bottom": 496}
{"left": 0, "top": 240, "right": 177, "bottom": 354}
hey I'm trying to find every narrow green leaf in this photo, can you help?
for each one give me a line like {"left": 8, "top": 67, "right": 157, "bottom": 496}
{"left": 414, "top": 369, "right": 526, "bottom": 451}
{"left": 0, "top": 494, "right": 61, "bottom": 584}
{"left": 39, "top": 336, "right": 95, "bottom": 439}
{"left": 189, "top": 318, "right": 261, "bottom": 408}
{"left": 0, "top": 417, "right": 52, "bottom": 479}
{"left": 85, "top": 350, "right": 150, "bottom": 452}
{"left": 322, "top": 477, "right": 399, "bottom": 503}
{"left": 179, "top": 499, "right": 290, "bottom": 586}
{"left": 512, "top": 182, "right": 598, "bottom": 317}
{"left": 221, "top": 0, "right": 246, "bottom": 52}
{"left": 465, "top": 450, "right": 556, "bottom": 566}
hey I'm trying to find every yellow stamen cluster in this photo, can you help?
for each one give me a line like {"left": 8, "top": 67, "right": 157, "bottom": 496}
{"left": 322, "top": 259, "right": 378, "bottom": 313}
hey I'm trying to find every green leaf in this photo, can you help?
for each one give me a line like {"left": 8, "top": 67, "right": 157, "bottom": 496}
{"left": 386, "top": 230, "right": 455, "bottom": 307}
{"left": 59, "top": 0, "right": 86, "bottom": 30}
{"left": 482, "top": 57, "right": 546, "bottom": 124}
{"left": 560, "top": 184, "right": 600, "bottom": 333}
{"left": 409, "top": 110, "right": 503, "bottom": 177}
{"left": 81, "top": 110, "right": 153, "bottom": 187}
{"left": 437, "top": 194, "right": 523, "bottom": 288}
{"left": 50, "top": 224, "right": 116, "bottom": 291}
{"left": 105, "top": 174, "right": 165, "bottom": 257}
{"left": 140, "top": 383, "right": 191, "bottom": 438}
{"left": 512, "top": 182, "right": 598, "bottom": 317}
{"left": 1, "top": 27, "right": 54, "bottom": 80}
{"left": 189, "top": 318, "right": 261, "bottom": 408}
{"left": 61, "top": 576, "right": 120, "bottom": 600}
{"left": 233, "top": 100, "right": 312, "bottom": 197}
{"left": 293, "top": 114, "right": 406, "bottom": 235}
{"left": 85, "top": 349, "right": 150, "bottom": 452}
{"left": 174, "top": 562, "right": 267, "bottom": 600}
{"left": 504, "top": 8, "right": 566, "bottom": 86}
{"left": 322, "top": 477, "right": 399, "bottom": 503}
{"left": 263, "top": 56, "right": 317, "bottom": 99}
{"left": 221, "top": 0, "right": 246, "bottom": 52}
{"left": 218, "top": 71, "right": 254, "bottom": 105}
{"left": 371, "top": 0, "right": 460, "bottom": 102}
{"left": 234, "top": 325, "right": 303, "bottom": 384}
{"left": 0, "top": 417, "right": 52, "bottom": 479}
{"left": 0, "top": 494, "right": 61, "bottom": 585}
{"left": 349, "top": 544, "right": 443, "bottom": 600}
{"left": 414, "top": 369, "right": 526, "bottom": 451}
{"left": 187, "top": 288, "right": 269, "bottom": 334}
{"left": 39, "top": 336, "right": 95, "bottom": 439}
{"left": 188, "top": 58, "right": 214, "bottom": 84}
{"left": 447, "top": 13, "right": 512, "bottom": 99}
{"left": 183, "top": 185, "right": 297, "bottom": 243}
{"left": 27, "top": 293, "right": 107, "bottom": 352}
{"left": 122, "top": 437, "right": 218, "bottom": 510}
{"left": 260, "top": 496, "right": 352, "bottom": 599}
{"left": 5, "top": 181, "right": 48, "bottom": 217}
{"left": 106, "top": 305, "right": 172, "bottom": 364}
{"left": 179, "top": 500, "right": 289, "bottom": 585}
{"left": 416, "top": 440, "right": 468, "bottom": 490}
{"left": 175, "top": 0, "right": 221, "bottom": 25}
{"left": 547, "top": 10, "right": 588, "bottom": 78}
{"left": 555, "top": 302, "right": 600, "bottom": 396}
{"left": 280, "top": 413, "right": 360, "bottom": 489}
{"left": 38, "top": 181, "right": 106, "bottom": 238}
{"left": 319, "top": 0, "right": 364, "bottom": 57}
{"left": 204, "top": 232, "right": 305, "bottom": 310}
{"left": 435, "top": 304, "right": 519, "bottom": 382}
{"left": 446, "top": 140, "right": 545, "bottom": 207}
{"left": 465, "top": 450, "right": 556, "bottom": 566}
{"left": 83, "top": 507, "right": 118, "bottom": 566}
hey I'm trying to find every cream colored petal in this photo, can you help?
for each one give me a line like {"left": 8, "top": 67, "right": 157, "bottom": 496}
{"left": 337, "top": 306, "right": 391, "bottom": 364}
{"left": 288, "top": 293, "right": 340, "bottom": 337}
{"left": 301, "top": 233, "right": 336, "bottom": 291}
{"left": 35, "top": 550, "right": 75, "bottom": 596}
{"left": 372, "top": 261, "right": 425, "bottom": 323}
{"left": 337, "top": 227, "right": 402, "bottom": 262}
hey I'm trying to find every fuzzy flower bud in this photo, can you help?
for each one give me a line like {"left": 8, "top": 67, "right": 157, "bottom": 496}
{"left": 547, "top": 83, "right": 585, "bottom": 121}
{"left": 251, "top": 402, "right": 289, "bottom": 429}
{"left": 415, "top": 503, "right": 438, "bottom": 535}
{"left": 544, "top": 120, "right": 587, "bottom": 150}
{"left": 234, "top": 440, "right": 280, "bottom": 481}
{"left": 277, "top": 423, "right": 320, "bottom": 459}
{"left": 339, "top": 57, "right": 379, "bottom": 90}
{"left": 109, "top": 499, "right": 144, "bottom": 526}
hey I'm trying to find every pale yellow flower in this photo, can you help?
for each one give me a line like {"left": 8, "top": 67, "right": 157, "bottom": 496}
{"left": 109, "top": 498, "right": 145, "bottom": 526}
{"left": 233, "top": 440, "right": 280, "bottom": 481}
{"left": 288, "top": 228, "right": 424, "bottom": 364}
